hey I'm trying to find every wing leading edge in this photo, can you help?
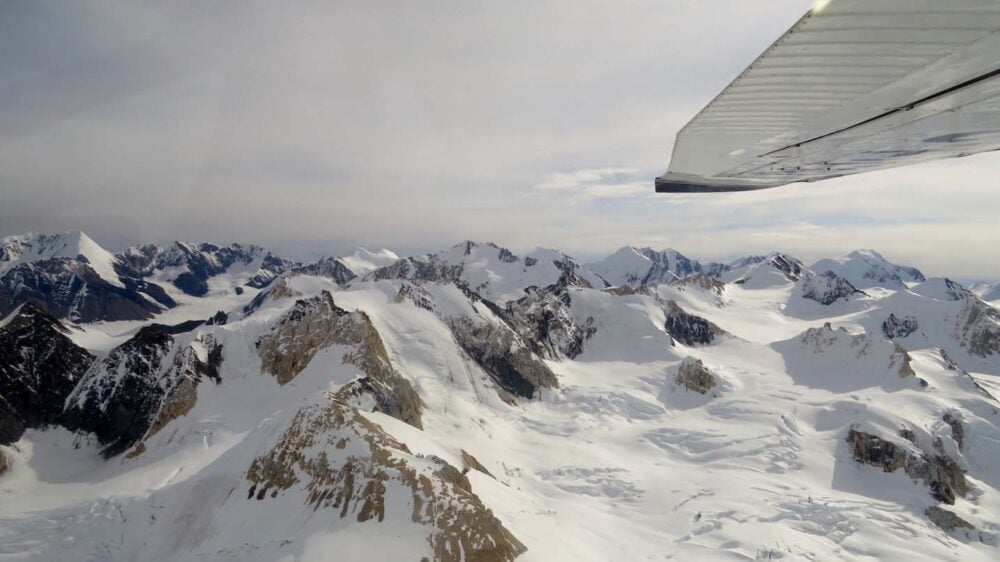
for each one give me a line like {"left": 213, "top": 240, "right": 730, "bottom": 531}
{"left": 657, "top": 0, "right": 1000, "bottom": 193}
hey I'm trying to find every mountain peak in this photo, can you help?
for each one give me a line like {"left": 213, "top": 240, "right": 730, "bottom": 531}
{"left": 338, "top": 247, "right": 400, "bottom": 276}
{"left": 812, "top": 250, "right": 924, "bottom": 290}
{"left": 1, "top": 231, "right": 123, "bottom": 287}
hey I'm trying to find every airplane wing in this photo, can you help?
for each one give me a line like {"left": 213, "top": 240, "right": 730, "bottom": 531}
{"left": 657, "top": 0, "right": 1000, "bottom": 193}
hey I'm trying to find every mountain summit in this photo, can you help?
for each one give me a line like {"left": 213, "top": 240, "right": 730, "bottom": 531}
{"left": 0, "top": 232, "right": 997, "bottom": 561}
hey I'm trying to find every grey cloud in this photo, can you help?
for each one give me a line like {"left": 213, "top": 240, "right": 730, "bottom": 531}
{"left": 1, "top": 0, "right": 998, "bottom": 278}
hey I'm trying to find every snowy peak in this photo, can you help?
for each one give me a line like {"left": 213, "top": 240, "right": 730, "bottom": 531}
{"left": 725, "top": 252, "right": 805, "bottom": 288}
{"left": 812, "top": 249, "right": 925, "bottom": 290}
{"left": 368, "top": 241, "right": 597, "bottom": 303}
{"left": 587, "top": 246, "right": 679, "bottom": 286}
{"left": 337, "top": 247, "right": 399, "bottom": 276}
{"left": 774, "top": 324, "right": 919, "bottom": 392}
{"left": 0, "top": 231, "right": 124, "bottom": 287}
{"left": 586, "top": 246, "right": 654, "bottom": 287}
{"left": 586, "top": 246, "right": 712, "bottom": 287}
{"left": 119, "top": 240, "right": 294, "bottom": 296}
{"left": 911, "top": 277, "right": 975, "bottom": 302}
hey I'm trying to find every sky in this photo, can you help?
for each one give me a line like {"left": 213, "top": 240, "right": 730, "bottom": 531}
{"left": 2, "top": 0, "right": 1000, "bottom": 278}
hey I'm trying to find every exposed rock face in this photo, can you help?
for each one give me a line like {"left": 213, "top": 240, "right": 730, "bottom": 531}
{"left": 0, "top": 394, "right": 26, "bottom": 446}
{"left": 246, "top": 398, "right": 525, "bottom": 561}
{"left": 367, "top": 241, "right": 599, "bottom": 305}
{"left": 770, "top": 254, "right": 804, "bottom": 282}
{"left": 120, "top": 241, "right": 294, "bottom": 297}
{"left": 847, "top": 429, "right": 968, "bottom": 504}
{"left": 461, "top": 450, "right": 495, "bottom": 478}
{"left": 587, "top": 246, "right": 730, "bottom": 287}
{"left": 799, "top": 271, "right": 864, "bottom": 305}
{"left": 242, "top": 277, "right": 303, "bottom": 315}
{"left": 448, "top": 316, "right": 558, "bottom": 399}
{"left": 812, "top": 249, "right": 925, "bottom": 290}
{"left": 390, "top": 281, "right": 559, "bottom": 401}
{"left": 939, "top": 349, "right": 997, "bottom": 401}
{"left": 292, "top": 256, "right": 357, "bottom": 284}
{"left": 913, "top": 278, "right": 975, "bottom": 302}
{"left": 663, "top": 300, "right": 726, "bottom": 346}
{"left": 368, "top": 254, "right": 463, "bottom": 285}
{"left": 246, "top": 253, "right": 297, "bottom": 289}
{"left": 674, "top": 357, "right": 717, "bottom": 394}
{"left": 257, "top": 292, "right": 422, "bottom": 428}
{"left": 942, "top": 412, "right": 965, "bottom": 451}
{"left": 793, "top": 324, "right": 918, "bottom": 381}
{"left": 504, "top": 285, "right": 595, "bottom": 360}
{"left": 883, "top": 313, "right": 919, "bottom": 339}
{"left": 63, "top": 327, "right": 223, "bottom": 457}
{"left": 0, "top": 260, "right": 172, "bottom": 322}
{"left": 925, "top": 506, "right": 975, "bottom": 531}
{"left": 0, "top": 450, "right": 8, "bottom": 476}
{"left": 0, "top": 303, "right": 95, "bottom": 444}
{"left": 957, "top": 297, "right": 1000, "bottom": 358}
{"left": 671, "top": 273, "right": 726, "bottom": 296}
{"left": 601, "top": 285, "right": 650, "bottom": 297}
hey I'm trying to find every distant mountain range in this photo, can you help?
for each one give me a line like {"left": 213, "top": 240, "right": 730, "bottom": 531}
{"left": 1, "top": 231, "right": 999, "bottom": 561}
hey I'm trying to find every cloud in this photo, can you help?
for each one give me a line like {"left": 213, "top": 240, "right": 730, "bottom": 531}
{"left": 533, "top": 168, "right": 651, "bottom": 200}
{"left": 1, "top": 0, "right": 999, "bottom": 278}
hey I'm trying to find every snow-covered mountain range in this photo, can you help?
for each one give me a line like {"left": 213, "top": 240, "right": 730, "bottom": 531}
{"left": 1, "top": 232, "right": 999, "bottom": 561}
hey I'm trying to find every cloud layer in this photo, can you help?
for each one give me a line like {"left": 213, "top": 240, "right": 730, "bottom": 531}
{"left": 1, "top": 0, "right": 998, "bottom": 278}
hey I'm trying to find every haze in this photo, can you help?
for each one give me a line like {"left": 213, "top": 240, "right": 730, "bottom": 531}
{"left": 2, "top": 0, "right": 999, "bottom": 278}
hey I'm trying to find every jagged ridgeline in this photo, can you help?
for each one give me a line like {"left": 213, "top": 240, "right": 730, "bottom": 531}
{"left": 1, "top": 233, "right": 999, "bottom": 561}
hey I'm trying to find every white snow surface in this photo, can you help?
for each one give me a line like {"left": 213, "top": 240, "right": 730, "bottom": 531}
{"left": 0, "top": 231, "right": 124, "bottom": 287}
{"left": 812, "top": 249, "right": 924, "bottom": 290}
{"left": 1, "top": 241, "right": 999, "bottom": 561}
{"left": 338, "top": 247, "right": 400, "bottom": 276}
{"left": 984, "top": 283, "right": 1000, "bottom": 302}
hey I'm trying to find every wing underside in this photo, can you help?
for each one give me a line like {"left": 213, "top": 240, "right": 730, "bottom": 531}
{"left": 657, "top": 0, "right": 1000, "bottom": 193}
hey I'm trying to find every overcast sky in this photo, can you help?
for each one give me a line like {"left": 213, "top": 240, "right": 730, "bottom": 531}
{"left": 2, "top": 0, "right": 999, "bottom": 278}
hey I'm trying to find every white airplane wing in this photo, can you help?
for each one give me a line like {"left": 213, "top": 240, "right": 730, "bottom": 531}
{"left": 657, "top": 0, "right": 1000, "bottom": 193}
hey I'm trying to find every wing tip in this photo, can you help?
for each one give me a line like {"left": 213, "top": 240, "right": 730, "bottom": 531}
{"left": 655, "top": 172, "right": 784, "bottom": 193}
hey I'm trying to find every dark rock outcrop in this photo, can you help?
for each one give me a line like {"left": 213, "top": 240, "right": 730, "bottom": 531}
{"left": 448, "top": 316, "right": 558, "bottom": 400}
{"left": 0, "top": 394, "right": 26, "bottom": 446}
{"left": 925, "top": 506, "right": 975, "bottom": 531}
{"left": 292, "top": 256, "right": 357, "bottom": 284}
{"left": 367, "top": 255, "right": 463, "bottom": 285}
{"left": 800, "top": 271, "right": 864, "bottom": 305}
{"left": 0, "top": 260, "right": 170, "bottom": 322}
{"left": 120, "top": 241, "right": 294, "bottom": 297}
{"left": 0, "top": 303, "right": 95, "bottom": 444}
{"left": 504, "top": 285, "right": 595, "bottom": 360}
{"left": 883, "top": 313, "right": 919, "bottom": 339}
{"left": 62, "top": 326, "right": 224, "bottom": 457}
{"left": 846, "top": 428, "right": 968, "bottom": 504}
{"left": 663, "top": 300, "right": 726, "bottom": 346}
{"left": 770, "top": 254, "right": 804, "bottom": 282}
{"left": 242, "top": 277, "right": 303, "bottom": 316}
{"left": 942, "top": 412, "right": 965, "bottom": 451}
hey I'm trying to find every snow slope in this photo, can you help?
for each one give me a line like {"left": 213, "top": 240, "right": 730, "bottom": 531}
{"left": 812, "top": 249, "right": 925, "bottom": 290}
{"left": 0, "top": 231, "right": 124, "bottom": 287}
{"left": 338, "top": 248, "right": 400, "bottom": 276}
{"left": 1, "top": 236, "right": 998, "bottom": 561}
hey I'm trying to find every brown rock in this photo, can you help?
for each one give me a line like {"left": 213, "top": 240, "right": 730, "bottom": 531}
{"left": 258, "top": 292, "right": 422, "bottom": 428}
{"left": 247, "top": 398, "right": 525, "bottom": 561}
{"left": 461, "top": 450, "right": 495, "bottom": 479}
{"left": 674, "top": 357, "right": 717, "bottom": 395}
